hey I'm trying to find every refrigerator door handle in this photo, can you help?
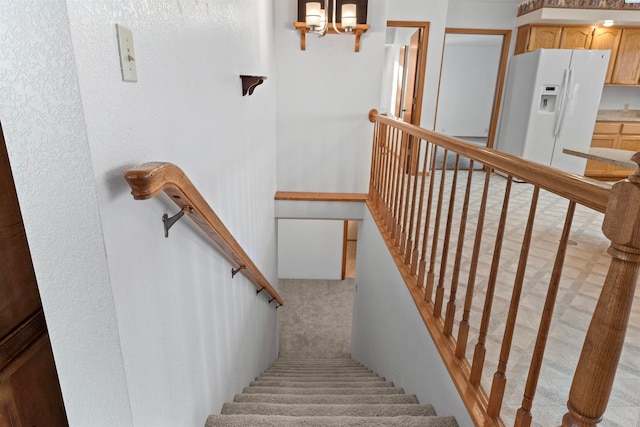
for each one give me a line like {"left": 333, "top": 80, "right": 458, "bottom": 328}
{"left": 553, "top": 69, "right": 572, "bottom": 138}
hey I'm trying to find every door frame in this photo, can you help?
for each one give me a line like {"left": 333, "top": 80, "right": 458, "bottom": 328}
{"left": 434, "top": 28, "right": 511, "bottom": 149}
{"left": 387, "top": 21, "right": 430, "bottom": 128}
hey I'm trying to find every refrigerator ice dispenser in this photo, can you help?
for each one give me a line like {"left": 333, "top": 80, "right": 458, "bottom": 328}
{"left": 539, "top": 85, "right": 558, "bottom": 112}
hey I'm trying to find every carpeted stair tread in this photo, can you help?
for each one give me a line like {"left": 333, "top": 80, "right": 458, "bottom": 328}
{"left": 242, "top": 386, "right": 406, "bottom": 395}
{"left": 209, "top": 359, "right": 458, "bottom": 427}
{"left": 262, "top": 370, "right": 373, "bottom": 376}
{"left": 262, "top": 371, "right": 373, "bottom": 376}
{"left": 205, "top": 414, "right": 459, "bottom": 427}
{"left": 265, "top": 368, "right": 369, "bottom": 371}
{"left": 232, "top": 393, "right": 420, "bottom": 405}
{"left": 256, "top": 376, "right": 385, "bottom": 382}
{"left": 270, "top": 359, "right": 362, "bottom": 364}
{"left": 268, "top": 362, "right": 365, "bottom": 366}
{"left": 255, "top": 371, "right": 382, "bottom": 379}
{"left": 265, "top": 366, "right": 373, "bottom": 374}
{"left": 261, "top": 371, "right": 373, "bottom": 377}
{"left": 221, "top": 402, "right": 437, "bottom": 417}
{"left": 267, "top": 362, "right": 367, "bottom": 367}
{"left": 249, "top": 380, "right": 394, "bottom": 388}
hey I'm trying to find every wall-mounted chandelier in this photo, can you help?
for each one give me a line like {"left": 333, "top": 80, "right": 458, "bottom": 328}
{"left": 294, "top": 0, "right": 369, "bottom": 52}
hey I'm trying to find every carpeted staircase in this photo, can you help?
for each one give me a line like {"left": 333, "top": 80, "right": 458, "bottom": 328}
{"left": 205, "top": 359, "right": 459, "bottom": 426}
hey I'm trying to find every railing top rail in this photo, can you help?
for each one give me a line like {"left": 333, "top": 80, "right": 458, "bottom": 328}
{"left": 369, "top": 109, "right": 612, "bottom": 213}
{"left": 125, "top": 162, "right": 283, "bottom": 306}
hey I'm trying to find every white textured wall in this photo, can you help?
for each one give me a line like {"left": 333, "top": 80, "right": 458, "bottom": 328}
{"left": 435, "top": 42, "right": 502, "bottom": 136}
{"left": 278, "top": 219, "right": 344, "bottom": 279}
{"left": 0, "top": 1, "right": 533, "bottom": 424}
{"left": 599, "top": 86, "right": 640, "bottom": 110}
{"left": 274, "top": 0, "right": 387, "bottom": 193}
{"left": 351, "top": 208, "right": 473, "bottom": 426}
{"left": 446, "top": 0, "right": 518, "bottom": 29}
{"left": 0, "top": 2, "right": 133, "bottom": 426}
{"left": 272, "top": 0, "right": 518, "bottom": 192}
{"left": 380, "top": 45, "right": 397, "bottom": 116}
{"left": 1, "top": 0, "right": 279, "bottom": 426}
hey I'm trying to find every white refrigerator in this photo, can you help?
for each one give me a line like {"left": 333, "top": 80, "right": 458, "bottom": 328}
{"left": 495, "top": 49, "right": 610, "bottom": 174}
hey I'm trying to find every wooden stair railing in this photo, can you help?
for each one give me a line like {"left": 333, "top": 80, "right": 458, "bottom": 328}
{"left": 124, "top": 162, "right": 283, "bottom": 306}
{"left": 367, "top": 109, "right": 638, "bottom": 426}
{"left": 562, "top": 163, "right": 640, "bottom": 427}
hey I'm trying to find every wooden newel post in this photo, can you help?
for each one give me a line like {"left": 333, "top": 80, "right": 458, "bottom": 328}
{"left": 562, "top": 154, "right": 640, "bottom": 427}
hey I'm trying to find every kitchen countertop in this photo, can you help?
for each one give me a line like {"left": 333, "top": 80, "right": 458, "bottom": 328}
{"left": 596, "top": 109, "right": 640, "bottom": 122}
{"left": 563, "top": 147, "right": 638, "bottom": 170}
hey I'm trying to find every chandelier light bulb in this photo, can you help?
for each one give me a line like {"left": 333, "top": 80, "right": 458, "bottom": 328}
{"left": 305, "top": 2, "right": 322, "bottom": 29}
{"left": 341, "top": 4, "right": 357, "bottom": 31}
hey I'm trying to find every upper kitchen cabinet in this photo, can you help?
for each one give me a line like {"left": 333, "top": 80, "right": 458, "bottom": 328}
{"left": 560, "top": 26, "right": 594, "bottom": 49}
{"left": 611, "top": 29, "right": 640, "bottom": 85}
{"left": 529, "top": 25, "right": 562, "bottom": 50}
{"left": 515, "top": 25, "right": 592, "bottom": 53}
{"left": 515, "top": 25, "right": 561, "bottom": 53}
{"left": 591, "top": 27, "right": 621, "bottom": 83}
{"left": 515, "top": 25, "right": 640, "bottom": 86}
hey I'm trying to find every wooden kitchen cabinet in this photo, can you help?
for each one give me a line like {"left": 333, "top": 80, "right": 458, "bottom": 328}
{"left": 585, "top": 122, "right": 621, "bottom": 178}
{"left": 619, "top": 123, "right": 640, "bottom": 151}
{"left": 515, "top": 25, "right": 640, "bottom": 86}
{"left": 618, "top": 134, "right": 640, "bottom": 151}
{"left": 590, "top": 27, "right": 622, "bottom": 83}
{"left": 585, "top": 121, "right": 640, "bottom": 179}
{"left": 560, "top": 26, "right": 593, "bottom": 49}
{"left": 514, "top": 25, "right": 532, "bottom": 54}
{"left": 611, "top": 29, "right": 640, "bottom": 85}
{"left": 528, "top": 26, "right": 562, "bottom": 51}
{"left": 515, "top": 25, "right": 589, "bottom": 53}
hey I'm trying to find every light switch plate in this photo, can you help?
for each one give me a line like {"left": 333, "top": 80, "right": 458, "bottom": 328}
{"left": 116, "top": 24, "right": 137, "bottom": 82}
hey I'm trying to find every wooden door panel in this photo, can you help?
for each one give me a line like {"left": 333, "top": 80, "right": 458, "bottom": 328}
{"left": 403, "top": 30, "right": 421, "bottom": 174}
{"left": 611, "top": 28, "right": 640, "bottom": 85}
{"left": 514, "top": 25, "right": 530, "bottom": 55}
{"left": 612, "top": 135, "right": 640, "bottom": 177}
{"left": 1, "top": 335, "right": 68, "bottom": 427}
{"left": 585, "top": 135, "right": 616, "bottom": 177}
{"left": 394, "top": 46, "right": 406, "bottom": 118}
{"left": 593, "top": 122, "right": 621, "bottom": 134}
{"left": 618, "top": 135, "right": 640, "bottom": 151}
{"left": 402, "top": 29, "right": 420, "bottom": 125}
{"left": 0, "top": 123, "right": 67, "bottom": 426}
{"left": 560, "top": 26, "right": 593, "bottom": 49}
{"left": 591, "top": 27, "right": 621, "bottom": 83}
{"left": 0, "top": 132, "right": 41, "bottom": 340}
{"left": 0, "top": 226, "right": 41, "bottom": 339}
{"left": 528, "top": 26, "right": 561, "bottom": 51}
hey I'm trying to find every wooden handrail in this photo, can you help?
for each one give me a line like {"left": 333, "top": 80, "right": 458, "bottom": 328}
{"left": 369, "top": 110, "right": 611, "bottom": 213}
{"left": 124, "top": 162, "right": 283, "bottom": 306}
{"left": 366, "top": 109, "right": 639, "bottom": 427}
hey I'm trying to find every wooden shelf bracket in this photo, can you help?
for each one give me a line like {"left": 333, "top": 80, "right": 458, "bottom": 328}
{"left": 240, "top": 75, "right": 267, "bottom": 96}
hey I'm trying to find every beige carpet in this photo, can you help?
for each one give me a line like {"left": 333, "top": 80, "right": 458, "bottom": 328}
{"left": 277, "top": 279, "right": 356, "bottom": 359}
{"left": 205, "top": 359, "right": 459, "bottom": 426}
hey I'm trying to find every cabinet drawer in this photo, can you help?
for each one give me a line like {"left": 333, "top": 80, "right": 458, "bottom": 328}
{"left": 621, "top": 123, "right": 640, "bottom": 134}
{"left": 618, "top": 135, "right": 640, "bottom": 151}
{"left": 594, "top": 122, "right": 622, "bottom": 134}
